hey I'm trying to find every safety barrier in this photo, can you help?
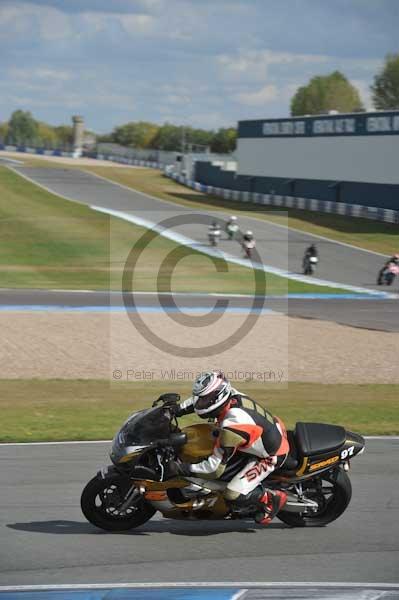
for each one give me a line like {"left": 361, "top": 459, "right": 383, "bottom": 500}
{"left": 94, "top": 152, "right": 162, "bottom": 169}
{"left": 0, "top": 145, "right": 164, "bottom": 169}
{"left": 167, "top": 172, "right": 399, "bottom": 225}
{"left": 0, "top": 144, "right": 74, "bottom": 158}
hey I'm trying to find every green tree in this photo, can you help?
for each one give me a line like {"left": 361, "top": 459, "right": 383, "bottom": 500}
{"left": 102, "top": 121, "right": 235, "bottom": 154}
{"left": 112, "top": 121, "right": 159, "bottom": 148}
{"left": 371, "top": 53, "right": 399, "bottom": 110}
{"left": 37, "top": 122, "right": 58, "bottom": 148}
{"left": 6, "top": 110, "right": 39, "bottom": 145}
{"left": 186, "top": 127, "right": 213, "bottom": 150}
{"left": 210, "top": 127, "right": 236, "bottom": 153}
{"left": 149, "top": 123, "right": 183, "bottom": 151}
{"left": 290, "top": 71, "right": 364, "bottom": 116}
{"left": 53, "top": 125, "right": 74, "bottom": 149}
{"left": 0, "top": 122, "right": 8, "bottom": 143}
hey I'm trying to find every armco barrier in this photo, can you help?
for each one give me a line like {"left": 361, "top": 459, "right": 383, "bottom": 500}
{"left": 166, "top": 172, "right": 399, "bottom": 225}
{"left": 0, "top": 145, "right": 164, "bottom": 169}
{"left": 95, "top": 152, "right": 162, "bottom": 168}
{"left": 1, "top": 144, "right": 74, "bottom": 158}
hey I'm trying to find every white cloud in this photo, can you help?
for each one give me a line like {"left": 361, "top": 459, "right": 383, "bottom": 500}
{"left": 185, "top": 111, "right": 232, "bottom": 129}
{"left": 9, "top": 67, "right": 72, "bottom": 82}
{"left": 218, "top": 49, "right": 329, "bottom": 82}
{"left": 351, "top": 78, "right": 373, "bottom": 110}
{"left": 0, "top": 2, "right": 73, "bottom": 41}
{"left": 122, "top": 13, "right": 154, "bottom": 33}
{"left": 80, "top": 11, "right": 155, "bottom": 35}
{"left": 164, "top": 94, "right": 192, "bottom": 106}
{"left": 235, "top": 84, "right": 278, "bottom": 106}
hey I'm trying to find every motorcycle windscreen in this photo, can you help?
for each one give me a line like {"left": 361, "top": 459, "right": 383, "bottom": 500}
{"left": 119, "top": 407, "right": 171, "bottom": 445}
{"left": 111, "top": 407, "right": 171, "bottom": 463}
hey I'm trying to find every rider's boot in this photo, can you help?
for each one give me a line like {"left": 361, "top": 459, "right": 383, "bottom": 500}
{"left": 255, "top": 490, "right": 287, "bottom": 525}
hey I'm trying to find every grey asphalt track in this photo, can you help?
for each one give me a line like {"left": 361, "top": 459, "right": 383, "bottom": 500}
{"left": 1, "top": 289, "right": 399, "bottom": 331}
{"left": 0, "top": 439, "right": 398, "bottom": 585}
{"left": 11, "top": 167, "right": 395, "bottom": 291}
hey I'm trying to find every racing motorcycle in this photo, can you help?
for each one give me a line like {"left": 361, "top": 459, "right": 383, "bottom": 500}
{"left": 81, "top": 396, "right": 365, "bottom": 531}
{"left": 303, "top": 255, "right": 318, "bottom": 275}
{"left": 208, "top": 224, "right": 221, "bottom": 247}
{"left": 226, "top": 222, "right": 239, "bottom": 240}
{"left": 377, "top": 262, "right": 399, "bottom": 286}
{"left": 242, "top": 239, "right": 256, "bottom": 259}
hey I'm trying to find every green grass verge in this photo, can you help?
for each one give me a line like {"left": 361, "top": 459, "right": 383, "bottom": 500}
{"left": 1, "top": 379, "right": 398, "bottom": 442}
{"left": 84, "top": 166, "right": 399, "bottom": 256}
{"left": 0, "top": 165, "right": 349, "bottom": 294}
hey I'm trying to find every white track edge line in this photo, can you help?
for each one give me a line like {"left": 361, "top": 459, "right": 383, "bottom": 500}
{"left": 231, "top": 590, "right": 249, "bottom": 600}
{"left": 1, "top": 582, "right": 399, "bottom": 591}
{"left": 0, "top": 156, "right": 25, "bottom": 165}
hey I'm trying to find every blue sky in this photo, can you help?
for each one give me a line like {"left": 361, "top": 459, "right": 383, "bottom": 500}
{"left": 1, "top": 0, "right": 398, "bottom": 133}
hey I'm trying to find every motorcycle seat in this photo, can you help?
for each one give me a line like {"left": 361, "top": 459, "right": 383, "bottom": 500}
{"left": 295, "top": 422, "right": 346, "bottom": 457}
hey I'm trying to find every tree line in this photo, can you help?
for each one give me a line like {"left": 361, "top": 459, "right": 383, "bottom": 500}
{"left": 97, "top": 122, "right": 237, "bottom": 153}
{"left": 1, "top": 53, "right": 398, "bottom": 151}
{"left": 291, "top": 53, "right": 399, "bottom": 115}
{"left": 0, "top": 110, "right": 75, "bottom": 149}
{"left": 0, "top": 110, "right": 237, "bottom": 154}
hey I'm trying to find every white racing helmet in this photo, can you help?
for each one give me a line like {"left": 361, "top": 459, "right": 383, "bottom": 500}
{"left": 192, "top": 370, "right": 232, "bottom": 417}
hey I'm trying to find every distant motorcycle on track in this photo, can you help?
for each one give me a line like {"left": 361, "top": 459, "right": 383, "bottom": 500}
{"left": 208, "top": 223, "right": 221, "bottom": 247}
{"left": 377, "top": 262, "right": 399, "bottom": 286}
{"left": 242, "top": 231, "right": 255, "bottom": 259}
{"left": 225, "top": 217, "right": 239, "bottom": 240}
{"left": 303, "top": 255, "right": 318, "bottom": 275}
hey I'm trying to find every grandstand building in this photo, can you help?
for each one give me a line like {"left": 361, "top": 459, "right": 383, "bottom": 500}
{"left": 195, "top": 110, "right": 399, "bottom": 210}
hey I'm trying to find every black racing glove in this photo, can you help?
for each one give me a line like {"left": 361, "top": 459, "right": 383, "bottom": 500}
{"left": 153, "top": 393, "right": 181, "bottom": 412}
{"left": 166, "top": 459, "right": 192, "bottom": 479}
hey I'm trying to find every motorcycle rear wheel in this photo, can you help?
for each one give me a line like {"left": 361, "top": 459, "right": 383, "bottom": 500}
{"left": 277, "top": 468, "right": 351, "bottom": 527}
{"left": 81, "top": 474, "right": 156, "bottom": 531}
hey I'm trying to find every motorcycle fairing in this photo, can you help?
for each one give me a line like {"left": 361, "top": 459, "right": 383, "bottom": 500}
{"left": 178, "top": 423, "right": 217, "bottom": 462}
{"left": 292, "top": 429, "right": 365, "bottom": 478}
{"left": 110, "top": 407, "right": 172, "bottom": 464}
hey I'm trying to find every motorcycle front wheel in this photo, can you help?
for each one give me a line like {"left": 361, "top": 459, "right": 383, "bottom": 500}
{"left": 277, "top": 468, "right": 352, "bottom": 528}
{"left": 81, "top": 474, "right": 156, "bottom": 531}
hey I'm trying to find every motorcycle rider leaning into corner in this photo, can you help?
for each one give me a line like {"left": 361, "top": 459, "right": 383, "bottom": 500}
{"left": 163, "top": 370, "right": 289, "bottom": 526}
{"left": 303, "top": 243, "right": 318, "bottom": 267}
{"left": 384, "top": 253, "right": 399, "bottom": 267}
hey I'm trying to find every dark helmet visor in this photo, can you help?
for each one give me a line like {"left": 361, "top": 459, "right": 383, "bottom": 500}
{"left": 195, "top": 390, "right": 221, "bottom": 411}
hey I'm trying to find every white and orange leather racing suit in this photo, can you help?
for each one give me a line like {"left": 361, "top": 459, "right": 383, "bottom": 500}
{"left": 177, "top": 391, "right": 289, "bottom": 503}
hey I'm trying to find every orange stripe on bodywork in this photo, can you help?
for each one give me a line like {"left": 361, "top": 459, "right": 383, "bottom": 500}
{"left": 227, "top": 423, "right": 263, "bottom": 449}
{"left": 144, "top": 490, "right": 168, "bottom": 501}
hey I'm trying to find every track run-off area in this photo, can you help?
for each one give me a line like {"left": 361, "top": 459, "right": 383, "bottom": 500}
{"left": 0, "top": 438, "right": 398, "bottom": 586}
